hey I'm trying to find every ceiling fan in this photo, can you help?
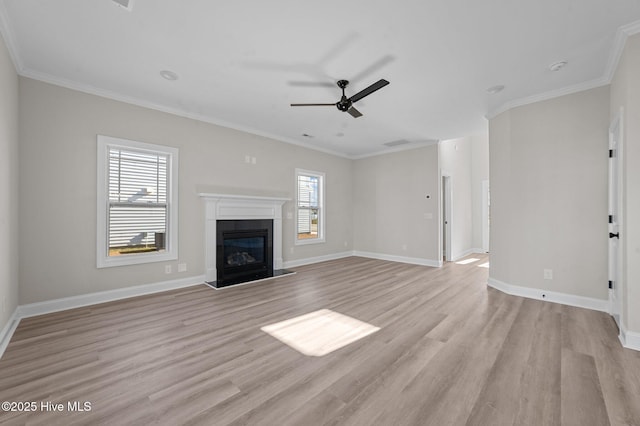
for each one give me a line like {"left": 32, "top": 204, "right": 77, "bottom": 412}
{"left": 290, "top": 78, "right": 390, "bottom": 118}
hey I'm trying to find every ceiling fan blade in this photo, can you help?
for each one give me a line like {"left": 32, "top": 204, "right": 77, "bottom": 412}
{"left": 347, "top": 106, "right": 363, "bottom": 118}
{"left": 349, "top": 79, "right": 390, "bottom": 103}
{"left": 290, "top": 103, "right": 335, "bottom": 106}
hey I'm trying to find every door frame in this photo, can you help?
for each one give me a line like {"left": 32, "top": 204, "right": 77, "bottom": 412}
{"left": 609, "top": 108, "right": 623, "bottom": 329}
{"left": 482, "top": 180, "right": 490, "bottom": 253}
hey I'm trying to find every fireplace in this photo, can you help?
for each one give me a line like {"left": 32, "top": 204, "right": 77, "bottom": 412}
{"left": 216, "top": 219, "right": 273, "bottom": 287}
{"left": 199, "top": 191, "right": 293, "bottom": 288}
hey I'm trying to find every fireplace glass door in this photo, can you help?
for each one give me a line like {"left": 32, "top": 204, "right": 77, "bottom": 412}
{"left": 216, "top": 219, "right": 273, "bottom": 286}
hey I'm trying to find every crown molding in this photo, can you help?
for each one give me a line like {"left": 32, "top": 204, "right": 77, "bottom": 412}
{"left": 603, "top": 20, "right": 640, "bottom": 83}
{"left": 19, "top": 66, "right": 354, "bottom": 160}
{"left": 350, "top": 139, "right": 440, "bottom": 160}
{"left": 21, "top": 67, "right": 444, "bottom": 161}
{"left": 486, "top": 76, "right": 609, "bottom": 120}
{"left": 488, "top": 19, "right": 640, "bottom": 120}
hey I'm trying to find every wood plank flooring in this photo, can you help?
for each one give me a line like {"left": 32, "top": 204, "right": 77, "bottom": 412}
{"left": 1, "top": 254, "right": 639, "bottom": 425}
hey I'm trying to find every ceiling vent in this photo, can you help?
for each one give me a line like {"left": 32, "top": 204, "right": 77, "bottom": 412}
{"left": 111, "top": 0, "right": 134, "bottom": 11}
{"left": 383, "top": 139, "right": 411, "bottom": 147}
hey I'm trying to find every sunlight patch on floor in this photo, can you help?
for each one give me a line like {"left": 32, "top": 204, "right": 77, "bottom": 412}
{"left": 478, "top": 262, "right": 490, "bottom": 268}
{"left": 261, "top": 309, "right": 380, "bottom": 357}
{"left": 456, "top": 258, "right": 480, "bottom": 265}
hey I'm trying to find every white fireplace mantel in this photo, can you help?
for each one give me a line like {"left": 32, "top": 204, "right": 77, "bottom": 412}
{"left": 198, "top": 192, "right": 290, "bottom": 283}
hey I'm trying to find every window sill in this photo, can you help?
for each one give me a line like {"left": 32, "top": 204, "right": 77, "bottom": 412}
{"left": 295, "top": 238, "right": 325, "bottom": 246}
{"left": 97, "top": 250, "right": 178, "bottom": 268}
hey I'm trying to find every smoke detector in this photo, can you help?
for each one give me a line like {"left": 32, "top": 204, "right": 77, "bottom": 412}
{"left": 111, "top": 0, "right": 134, "bottom": 11}
{"left": 549, "top": 61, "right": 568, "bottom": 72}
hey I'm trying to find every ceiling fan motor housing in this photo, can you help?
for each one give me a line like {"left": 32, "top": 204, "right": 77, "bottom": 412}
{"left": 337, "top": 100, "right": 352, "bottom": 111}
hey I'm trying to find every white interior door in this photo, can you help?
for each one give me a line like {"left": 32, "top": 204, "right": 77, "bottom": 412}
{"left": 482, "top": 180, "right": 490, "bottom": 253}
{"left": 609, "top": 111, "right": 623, "bottom": 329}
{"left": 442, "top": 175, "right": 452, "bottom": 261}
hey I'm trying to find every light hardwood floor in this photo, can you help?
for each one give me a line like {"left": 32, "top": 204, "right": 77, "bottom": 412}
{"left": 1, "top": 255, "right": 639, "bottom": 425}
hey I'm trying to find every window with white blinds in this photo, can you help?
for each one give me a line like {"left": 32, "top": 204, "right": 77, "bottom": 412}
{"left": 97, "top": 135, "right": 178, "bottom": 268}
{"left": 296, "top": 169, "right": 325, "bottom": 244}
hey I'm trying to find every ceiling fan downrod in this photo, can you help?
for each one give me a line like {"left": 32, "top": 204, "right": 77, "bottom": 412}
{"left": 336, "top": 80, "right": 352, "bottom": 111}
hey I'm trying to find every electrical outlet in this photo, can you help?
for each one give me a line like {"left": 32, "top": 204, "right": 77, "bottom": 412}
{"left": 402, "top": 244, "right": 407, "bottom": 251}
{"left": 543, "top": 269, "right": 553, "bottom": 280}
{"left": 344, "top": 241, "right": 348, "bottom": 248}
{"left": 178, "top": 263, "right": 187, "bottom": 272}
{"left": 165, "top": 265, "right": 172, "bottom": 274}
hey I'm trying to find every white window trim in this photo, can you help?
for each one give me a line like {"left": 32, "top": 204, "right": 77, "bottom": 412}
{"left": 295, "top": 168, "right": 325, "bottom": 245}
{"left": 96, "top": 135, "right": 179, "bottom": 268}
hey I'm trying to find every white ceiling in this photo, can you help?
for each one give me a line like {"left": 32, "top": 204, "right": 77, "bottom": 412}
{"left": 1, "top": 0, "right": 640, "bottom": 158}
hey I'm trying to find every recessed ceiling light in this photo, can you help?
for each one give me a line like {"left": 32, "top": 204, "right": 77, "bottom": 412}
{"left": 549, "top": 61, "right": 568, "bottom": 72}
{"left": 487, "top": 85, "right": 505, "bottom": 94}
{"left": 302, "top": 133, "right": 313, "bottom": 138}
{"left": 160, "top": 70, "right": 179, "bottom": 81}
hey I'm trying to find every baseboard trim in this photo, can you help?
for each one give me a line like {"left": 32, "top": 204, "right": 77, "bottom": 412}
{"left": 451, "top": 248, "right": 484, "bottom": 261}
{"left": 284, "top": 250, "right": 443, "bottom": 269}
{"left": 18, "top": 275, "right": 206, "bottom": 319}
{"left": 0, "top": 307, "right": 21, "bottom": 360}
{"left": 619, "top": 322, "right": 640, "bottom": 352}
{"left": 283, "top": 251, "right": 353, "bottom": 269}
{"left": 353, "top": 251, "right": 442, "bottom": 268}
{"left": 487, "top": 277, "right": 609, "bottom": 312}
{"left": 0, "top": 275, "right": 206, "bottom": 360}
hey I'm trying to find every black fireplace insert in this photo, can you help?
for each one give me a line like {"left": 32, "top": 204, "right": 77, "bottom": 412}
{"left": 216, "top": 219, "right": 273, "bottom": 287}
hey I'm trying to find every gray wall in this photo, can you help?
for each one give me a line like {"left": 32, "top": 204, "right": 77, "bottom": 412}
{"left": 352, "top": 145, "right": 440, "bottom": 263}
{"left": 489, "top": 85, "right": 610, "bottom": 300}
{"left": 488, "top": 112, "right": 512, "bottom": 282}
{"left": 0, "top": 32, "right": 19, "bottom": 333}
{"left": 610, "top": 33, "right": 640, "bottom": 333}
{"left": 18, "top": 77, "right": 353, "bottom": 304}
{"left": 17, "top": 77, "right": 448, "bottom": 306}
{"left": 471, "top": 131, "right": 490, "bottom": 250}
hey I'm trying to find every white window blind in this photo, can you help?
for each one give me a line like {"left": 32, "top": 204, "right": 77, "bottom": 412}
{"left": 108, "top": 148, "right": 168, "bottom": 252}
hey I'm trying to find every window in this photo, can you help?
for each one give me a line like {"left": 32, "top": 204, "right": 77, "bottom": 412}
{"left": 296, "top": 169, "right": 324, "bottom": 244}
{"left": 97, "top": 135, "right": 178, "bottom": 267}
